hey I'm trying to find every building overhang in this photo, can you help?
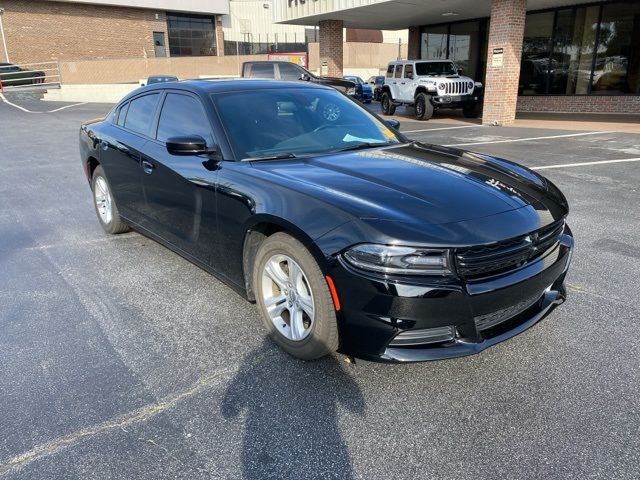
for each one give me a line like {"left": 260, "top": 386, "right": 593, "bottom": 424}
{"left": 49, "top": 0, "right": 230, "bottom": 15}
{"left": 274, "top": 0, "right": 589, "bottom": 29}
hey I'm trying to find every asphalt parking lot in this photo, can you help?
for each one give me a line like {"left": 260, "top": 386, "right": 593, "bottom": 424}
{"left": 1, "top": 95, "right": 639, "bottom": 480}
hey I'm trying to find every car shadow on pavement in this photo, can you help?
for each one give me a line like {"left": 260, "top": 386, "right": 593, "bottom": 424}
{"left": 221, "top": 339, "right": 365, "bottom": 480}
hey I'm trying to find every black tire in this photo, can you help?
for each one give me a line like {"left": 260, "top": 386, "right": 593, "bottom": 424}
{"left": 91, "top": 165, "right": 129, "bottom": 234}
{"left": 463, "top": 102, "right": 482, "bottom": 118}
{"left": 253, "top": 232, "right": 339, "bottom": 360}
{"left": 414, "top": 92, "right": 434, "bottom": 120}
{"left": 381, "top": 91, "right": 396, "bottom": 115}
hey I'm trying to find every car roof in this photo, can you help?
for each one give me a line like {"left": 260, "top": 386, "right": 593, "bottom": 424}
{"left": 119, "top": 78, "right": 332, "bottom": 102}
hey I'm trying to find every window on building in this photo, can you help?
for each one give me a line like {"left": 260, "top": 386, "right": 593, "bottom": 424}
{"left": 520, "top": 12, "right": 555, "bottom": 95}
{"left": 156, "top": 93, "right": 213, "bottom": 145}
{"left": 167, "top": 14, "right": 217, "bottom": 57}
{"left": 124, "top": 94, "right": 160, "bottom": 136}
{"left": 449, "top": 21, "right": 485, "bottom": 80}
{"left": 421, "top": 25, "right": 448, "bottom": 60}
{"left": 592, "top": 1, "right": 640, "bottom": 94}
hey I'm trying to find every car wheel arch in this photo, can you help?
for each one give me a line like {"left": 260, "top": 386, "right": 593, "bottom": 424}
{"left": 241, "top": 216, "right": 328, "bottom": 302}
{"left": 86, "top": 156, "right": 100, "bottom": 184}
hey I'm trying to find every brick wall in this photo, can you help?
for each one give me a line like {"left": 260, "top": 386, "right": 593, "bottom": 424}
{"left": 0, "top": 0, "right": 168, "bottom": 64}
{"left": 517, "top": 95, "right": 640, "bottom": 114}
{"left": 482, "top": 0, "right": 526, "bottom": 126}
{"left": 318, "top": 19, "right": 343, "bottom": 77}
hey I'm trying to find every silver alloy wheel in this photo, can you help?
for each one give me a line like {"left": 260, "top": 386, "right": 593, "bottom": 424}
{"left": 261, "top": 254, "right": 315, "bottom": 341}
{"left": 94, "top": 176, "right": 113, "bottom": 225}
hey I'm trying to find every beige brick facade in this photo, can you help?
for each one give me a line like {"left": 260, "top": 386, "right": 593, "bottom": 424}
{"left": 482, "top": 0, "right": 526, "bottom": 126}
{"left": 318, "top": 19, "right": 343, "bottom": 78}
{"left": 0, "top": 0, "right": 221, "bottom": 64}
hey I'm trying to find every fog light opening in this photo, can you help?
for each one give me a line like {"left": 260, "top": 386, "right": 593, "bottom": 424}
{"left": 388, "top": 326, "right": 455, "bottom": 347}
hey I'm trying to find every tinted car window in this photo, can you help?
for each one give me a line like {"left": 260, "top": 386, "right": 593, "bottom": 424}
{"left": 404, "top": 64, "right": 413, "bottom": 78}
{"left": 116, "top": 102, "right": 129, "bottom": 127}
{"left": 415, "top": 61, "right": 457, "bottom": 76}
{"left": 394, "top": 66, "right": 402, "bottom": 78}
{"left": 386, "top": 64, "right": 394, "bottom": 78}
{"left": 156, "top": 93, "right": 213, "bottom": 145}
{"left": 250, "top": 64, "right": 275, "bottom": 79}
{"left": 124, "top": 93, "right": 159, "bottom": 136}
{"left": 278, "top": 63, "right": 302, "bottom": 80}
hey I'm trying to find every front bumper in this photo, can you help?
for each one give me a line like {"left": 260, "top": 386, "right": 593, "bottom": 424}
{"left": 432, "top": 94, "right": 479, "bottom": 106}
{"left": 328, "top": 229, "right": 574, "bottom": 363}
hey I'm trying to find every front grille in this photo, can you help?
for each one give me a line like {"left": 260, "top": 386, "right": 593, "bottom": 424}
{"left": 474, "top": 291, "right": 543, "bottom": 331}
{"left": 444, "top": 81, "right": 470, "bottom": 95}
{"left": 455, "top": 221, "right": 565, "bottom": 280}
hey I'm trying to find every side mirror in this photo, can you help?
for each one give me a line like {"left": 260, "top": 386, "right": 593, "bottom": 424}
{"left": 299, "top": 73, "right": 311, "bottom": 81}
{"left": 385, "top": 119, "right": 400, "bottom": 130}
{"left": 166, "top": 135, "right": 216, "bottom": 156}
{"left": 457, "top": 68, "right": 463, "bottom": 75}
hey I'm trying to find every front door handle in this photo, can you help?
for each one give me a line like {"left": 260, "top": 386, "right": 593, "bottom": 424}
{"left": 142, "top": 160, "right": 155, "bottom": 174}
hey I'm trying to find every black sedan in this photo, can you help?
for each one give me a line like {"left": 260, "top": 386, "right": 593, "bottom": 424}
{"left": 0, "top": 63, "right": 45, "bottom": 86}
{"left": 80, "top": 79, "right": 573, "bottom": 363}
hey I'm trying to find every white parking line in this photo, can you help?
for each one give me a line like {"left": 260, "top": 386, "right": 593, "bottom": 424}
{"left": 531, "top": 157, "right": 640, "bottom": 170}
{"left": 403, "top": 125, "right": 483, "bottom": 134}
{"left": 0, "top": 92, "right": 87, "bottom": 113}
{"left": 445, "top": 131, "right": 607, "bottom": 147}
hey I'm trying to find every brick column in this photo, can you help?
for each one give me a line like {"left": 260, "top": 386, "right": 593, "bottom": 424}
{"left": 482, "top": 0, "right": 526, "bottom": 126}
{"left": 319, "top": 19, "right": 343, "bottom": 77}
{"left": 407, "top": 26, "right": 420, "bottom": 60}
{"left": 215, "top": 15, "right": 225, "bottom": 56}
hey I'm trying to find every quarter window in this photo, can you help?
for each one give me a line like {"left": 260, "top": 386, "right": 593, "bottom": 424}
{"left": 116, "top": 102, "right": 129, "bottom": 127}
{"left": 123, "top": 94, "right": 159, "bottom": 136}
{"left": 386, "top": 64, "right": 394, "bottom": 78}
{"left": 156, "top": 93, "right": 213, "bottom": 145}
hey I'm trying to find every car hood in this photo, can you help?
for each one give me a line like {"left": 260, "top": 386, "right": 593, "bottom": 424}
{"left": 251, "top": 142, "right": 568, "bottom": 228}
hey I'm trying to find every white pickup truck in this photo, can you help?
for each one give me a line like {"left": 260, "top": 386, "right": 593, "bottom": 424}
{"left": 380, "top": 60, "right": 483, "bottom": 120}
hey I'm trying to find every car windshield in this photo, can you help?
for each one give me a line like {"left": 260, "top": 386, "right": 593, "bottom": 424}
{"left": 415, "top": 61, "right": 457, "bottom": 76}
{"left": 212, "top": 88, "right": 402, "bottom": 160}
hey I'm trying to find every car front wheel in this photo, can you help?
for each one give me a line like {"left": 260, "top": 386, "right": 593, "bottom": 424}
{"left": 381, "top": 91, "right": 396, "bottom": 115}
{"left": 414, "top": 93, "right": 434, "bottom": 120}
{"left": 92, "top": 165, "right": 129, "bottom": 234}
{"left": 253, "top": 232, "right": 339, "bottom": 360}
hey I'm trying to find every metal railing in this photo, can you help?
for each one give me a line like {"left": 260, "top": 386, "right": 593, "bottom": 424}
{"left": 0, "top": 61, "right": 61, "bottom": 92}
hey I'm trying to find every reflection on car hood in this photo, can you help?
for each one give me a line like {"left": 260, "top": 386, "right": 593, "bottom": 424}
{"left": 251, "top": 143, "right": 568, "bottom": 226}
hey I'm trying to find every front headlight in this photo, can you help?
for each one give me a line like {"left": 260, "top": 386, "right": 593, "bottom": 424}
{"left": 343, "top": 244, "right": 451, "bottom": 275}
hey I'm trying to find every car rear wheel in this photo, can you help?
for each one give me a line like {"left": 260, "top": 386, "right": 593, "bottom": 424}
{"left": 381, "top": 91, "right": 396, "bottom": 115}
{"left": 254, "top": 233, "right": 339, "bottom": 360}
{"left": 414, "top": 93, "right": 434, "bottom": 120}
{"left": 92, "top": 165, "right": 129, "bottom": 234}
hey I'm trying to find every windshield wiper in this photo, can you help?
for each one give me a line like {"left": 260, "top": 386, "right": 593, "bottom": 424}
{"left": 241, "top": 152, "right": 298, "bottom": 162}
{"left": 332, "top": 142, "right": 394, "bottom": 153}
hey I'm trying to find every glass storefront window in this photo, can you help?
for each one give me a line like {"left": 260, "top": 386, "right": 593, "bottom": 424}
{"left": 550, "top": 6, "right": 600, "bottom": 94}
{"left": 421, "top": 25, "right": 448, "bottom": 60}
{"left": 520, "top": 12, "right": 554, "bottom": 95}
{"left": 167, "top": 14, "right": 217, "bottom": 57}
{"left": 450, "top": 21, "right": 484, "bottom": 81}
{"left": 592, "top": 1, "right": 640, "bottom": 94}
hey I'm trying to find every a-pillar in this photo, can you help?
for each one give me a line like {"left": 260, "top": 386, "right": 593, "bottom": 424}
{"left": 319, "top": 19, "right": 343, "bottom": 77}
{"left": 482, "top": 0, "right": 526, "bottom": 126}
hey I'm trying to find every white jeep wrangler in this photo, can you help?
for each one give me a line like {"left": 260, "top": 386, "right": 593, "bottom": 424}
{"left": 380, "top": 60, "right": 483, "bottom": 120}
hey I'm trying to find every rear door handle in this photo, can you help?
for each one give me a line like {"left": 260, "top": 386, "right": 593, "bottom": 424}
{"left": 142, "top": 159, "right": 155, "bottom": 174}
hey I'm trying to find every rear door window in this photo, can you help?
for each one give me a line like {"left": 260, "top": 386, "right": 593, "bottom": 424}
{"left": 249, "top": 63, "right": 275, "bottom": 79}
{"left": 404, "top": 64, "right": 413, "bottom": 78}
{"left": 156, "top": 93, "right": 213, "bottom": 145}
{"left": 124, "top": 93, "right": 160, "bottom": 136}
{"left": 394, "top": 65, "right": 402, "bottom": 78}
